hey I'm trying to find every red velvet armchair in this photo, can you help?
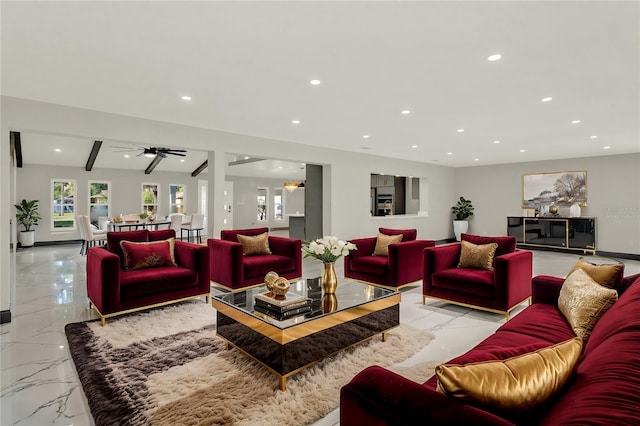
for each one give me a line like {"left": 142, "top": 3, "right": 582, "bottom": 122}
{"left": 423, "top": 233, "right": 532, "bottom": 319}
{"left": 86, "top": 229, "right": 210, "bottom": 325}
{"left": 208, "top": 227, "right": 302, "bottom": 291}
{"left": 344, "top": 227, "right": 436, "bottom": 290}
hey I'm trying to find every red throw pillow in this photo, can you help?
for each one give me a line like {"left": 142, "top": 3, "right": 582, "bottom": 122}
{"left": 120, "top": 238, "right": 177, "bottom": 271}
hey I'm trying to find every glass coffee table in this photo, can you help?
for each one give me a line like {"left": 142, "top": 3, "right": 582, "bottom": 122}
{"left": 211, "top": 278, "right": 400, "bottom": 390}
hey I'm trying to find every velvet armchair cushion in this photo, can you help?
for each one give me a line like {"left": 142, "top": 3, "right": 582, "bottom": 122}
{"left": 373, "top": 233, "right": 403, "bottom": 256}
{"left": 379, "top": 227, "right": 417, "bottom": 241}
{"left": 458, "top": 240, "right": 498, "bottom": 271}
{"left": 237, "top": 232, "right": 272, "bottom": 256}
{"left": 461, "top": 234, "right": 516, "bottom": 258}
{"left": 120, "top": 238, "right": 177, "bottom": 271}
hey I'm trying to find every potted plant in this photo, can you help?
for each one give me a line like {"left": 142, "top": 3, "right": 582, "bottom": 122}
{"left": 451, "top": 196, "right": 474, "bottom": 241}
{"left": 15, "top": 199, "right": 42, "bottom": 248}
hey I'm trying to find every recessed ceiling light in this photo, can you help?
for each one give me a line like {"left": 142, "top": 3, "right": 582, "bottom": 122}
{"left": 488, "top": 54, "right": 502, "bottom": 61}
{"left": 603, "top": 146, "right": 611, "bottom": 149}
{"left": 291, "top": 120, "right": 301, "bottom": 124}
{"left": 520, "top": 149, "right": 526, "bottom": 153}
{"left": 401, "top": 110, "right": 411, "bottom": 115}
{"left": 180, "top": 159, "right": 185, "bottom": 162}
{"left": 124, "top": 154, "right": 130, "bottom": 158}
{"left": 447, "top": 152, "right": 453, "bottom": 155}
{"left": 457, "top": 129, "right": 465, "bottom": 133}
{"left": 181, "top": 96, "right": 191, "bottom": 101}
{"left": 279, "top": 166, "right": 283, "bottom": 169}
{"left": 301, "top": 163, "right": 306, "bottom": 166}
{"left": 363, "top": 135, "right": 370, "bottom": 139}
{"left": 541, "top": 97, "right": 553, "bottom": 102}
{"left": 473, "top": 158, "right": 479, "bottom": 162}
{"left": 54, "top": 148, "right": 61, "bottom": 152}
{"left": 590, "top": 135, "right": 598, "bottom": 139}
{"left": 571, "top": 120, "right": 581, "bottom": 124}
{"left": 244, "top": 156, "right": 250, "bottom": 160}
{"left": 309, "top": 79, "right": 321, "bottom": 85}
{"left": 411, "top": 145, "right": 418, "bottom": 148}
{"left": 493, "top": 140, "right": 501, "bottom": 144}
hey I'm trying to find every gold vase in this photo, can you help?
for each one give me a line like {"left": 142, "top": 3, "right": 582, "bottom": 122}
{"left": 322, "top": 262, "right": 338, "bottom": 293}
{"left": 322, "top": 294, "right": 338, "bottom": 313}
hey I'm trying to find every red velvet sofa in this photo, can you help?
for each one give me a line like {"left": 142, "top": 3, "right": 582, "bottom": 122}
{"left": 341, "top": 272, "right": 640, "bottom": 425}
{"left": 423, "top": 234, "right": 532, "bottom": 319}
{"left": 207, "top": 227, "right": 302, "bottom": 291}
{"left": 344, "top": 227, "right": 436, "bottom": 290}
{"left": 87, "top": 229, "right": 210, "bottom": 325}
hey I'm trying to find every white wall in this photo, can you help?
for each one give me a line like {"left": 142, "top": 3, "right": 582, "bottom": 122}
{"left": 224, "top": 175, "right": 305, "bottom": 230}
{"left": 454, "top": 154, "right": 640, "bottom": 254}
{"left": 15, "top": 164, "right": 203, "bottom": 242}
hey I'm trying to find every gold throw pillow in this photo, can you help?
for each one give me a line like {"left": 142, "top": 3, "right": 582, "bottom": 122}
{"left": 373, "top": 233, "right": 403, "bottom": 256}
{"left": 237, "top": 232, "right": 272, "bottom": 256}
{"left": 436, "top": 337, "right": 583, "bottom": 413}
{"left": 567, "top": 258, "right": 623, "bottom": 289}
{"left": 558, "top": 268, "right": 618, "bottom": 341}
{"left": 457, "top": 240, "right": 498, "bottom": 271}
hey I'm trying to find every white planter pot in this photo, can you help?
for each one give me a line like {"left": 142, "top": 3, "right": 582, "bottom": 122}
{"left": 453, "top": 220, "right": 469, "bottom": 241}
{"left": 18, "top": 230, "right": 35, "bottom": 248}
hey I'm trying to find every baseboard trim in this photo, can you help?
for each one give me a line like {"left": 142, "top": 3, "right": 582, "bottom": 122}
{"left": 0, "top": 310, "right": 11, "bottom": 324}
{"left": 436, "top": 238, "right": 457, "bottom": 245}
{"left": 32, "top": 239, "right": 83, "bottom": 247}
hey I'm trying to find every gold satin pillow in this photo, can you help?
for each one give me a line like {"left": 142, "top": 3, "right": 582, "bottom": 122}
{"left": 558, "top": 268, "right": 618, "bottom": 341}
{"left": 237, "top": 232, "right": 272, "bottom": 256}
{"left": 373, "top": 233, "right": 403, "bottom": 256}
{"left": 436, "top": 337, "right": 582, "bottom": 413}
{"left": 567, "top": 258, "right": 623, "bottom": 289}
{"left": 458, "top": 240, "right": 498, "bottom": 271}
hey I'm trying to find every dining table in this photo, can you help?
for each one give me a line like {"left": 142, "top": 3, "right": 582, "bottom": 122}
{"left": 108, "top": 220, "right": 171, "bottom": 232}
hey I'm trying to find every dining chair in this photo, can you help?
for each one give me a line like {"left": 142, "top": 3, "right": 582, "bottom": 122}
{"left": 181, "top": 213, "right": 205, "bottom": 243}
{"left": 77, "top": 215, "right": 107, "bottom": 255}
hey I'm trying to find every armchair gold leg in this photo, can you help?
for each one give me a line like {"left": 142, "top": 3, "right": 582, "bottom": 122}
{"left": 100, "top": 317, "right": 106, "bottom": 327}
{"left": 422, "top": 295, "right": 426, "bottom": 305}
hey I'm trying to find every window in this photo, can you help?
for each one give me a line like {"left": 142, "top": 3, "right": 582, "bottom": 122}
{"left": 142, "top": 183, "right": 159, "bottom": 215}
{"left": 257, "top": 188, "right": 268, "bottom": 222}
{"left": 89, "top": 181, "right": 110, "bottom": 227}
{"left": 169, "top": 184, "right": 185, "bottom": 214}
{"left": 273, "top": 188, "right": 284, "bottom": 222}
{"left": 52, "top": 179, "right": 76, "bottom": 229}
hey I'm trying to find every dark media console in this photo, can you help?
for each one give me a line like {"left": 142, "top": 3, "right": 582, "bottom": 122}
{"left": 507, "top": 216, "right": 596, "bottom": 254}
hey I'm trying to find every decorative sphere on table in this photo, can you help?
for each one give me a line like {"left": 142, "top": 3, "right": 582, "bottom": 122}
{"left": 265, "top": 271, "right": 279, "bottom": 292}
{"left": 549, "top": 205, "right": 559, "bottom": 215}
{"left": 272, "top": 277, "right": 291, "bottom": 300}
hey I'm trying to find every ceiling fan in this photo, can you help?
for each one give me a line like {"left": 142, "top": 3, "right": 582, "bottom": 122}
{"left": 110, "top": 145, "right": 187, "bottom": 158}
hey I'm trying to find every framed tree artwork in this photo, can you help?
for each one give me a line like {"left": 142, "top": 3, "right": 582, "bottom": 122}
{"left": 523, "top": 171, "right": 587, "bottom": 209}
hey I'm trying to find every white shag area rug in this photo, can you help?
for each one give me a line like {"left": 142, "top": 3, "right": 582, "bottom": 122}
{"left": 66, "top": 301, "right": 437, "bottom": 426}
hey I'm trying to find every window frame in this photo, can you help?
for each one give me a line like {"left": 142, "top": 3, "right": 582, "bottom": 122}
{"left": 142, "top": 182, "right": 160, "bottom": 216}
{"left": 257, "top": 187, "right": 268, "bottom": 222}
{"left": 169, "top": 184, "right": 186, "bottom": 214}
{"left": 88, "top": 180, "right": 111, "bottom": 227}
{"left": 51, "top": 178, "right": 77, "bottom": 231}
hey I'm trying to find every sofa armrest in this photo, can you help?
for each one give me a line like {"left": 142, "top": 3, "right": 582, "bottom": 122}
{"left": 340, "top": 366, "right": 514, "bottom": 426}
{"left": 493, "top": 250, "right": 533, "bottom": 309}
{"left": 207, "top": 238, "right": 244, "bottom": 287}
{"left": 387, "top": 240, "right": 436, "bottom": 286}
{"left": 86, "top": 247, "right": 121, "bottom": 314}
{"left": 531, "top": 275, "right": 565, "bottom": 305}
{"left": 175, "top": 241, "right": 210, "bottom": 294}
{"left": 268, "top": 236, "right": 301, "bottom": 259}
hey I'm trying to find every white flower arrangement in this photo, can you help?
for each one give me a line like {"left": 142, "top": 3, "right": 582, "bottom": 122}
{"left": 303, "top": 236, "right": 357, "bottom": 263}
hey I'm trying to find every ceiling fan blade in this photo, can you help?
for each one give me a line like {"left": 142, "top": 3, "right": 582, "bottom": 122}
{"left": 166, "top": 152, "right": 187, "bottom": 157}
{"left": 109, "top": 145, "right": 138, "bottom": 151}
{"left": 162, "top": 149, "right": 187, "bottom": 153}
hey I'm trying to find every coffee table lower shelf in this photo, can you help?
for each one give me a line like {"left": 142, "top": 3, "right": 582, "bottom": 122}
{"left": 213, "top": 295, "right": 400, "bottom": 391}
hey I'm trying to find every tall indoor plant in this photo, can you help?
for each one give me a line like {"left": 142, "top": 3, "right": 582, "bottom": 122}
{"left": 15, "top": 199, "right": 42, "bottom": 248}
{"left": 451, "top": 196, "right": 474, "bottom": 241}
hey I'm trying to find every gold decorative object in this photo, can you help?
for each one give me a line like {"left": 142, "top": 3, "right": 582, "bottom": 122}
{"left": 272, "top": 277, "right": 291, "bottom": 300}
{"left": 322, "top": 294, "right": 338, "bottom": 313}
{"left": 264, "top": 271, "right": 279, "bottom": 293}
{"left": 549, "top": 204, "right": 559, "bottom": 214}
{"left": 322, "top": 262, "right": 338, "bottom": 293}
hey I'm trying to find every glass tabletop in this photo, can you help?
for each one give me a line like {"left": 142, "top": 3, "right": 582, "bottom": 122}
{"left": 213, "top": 278, "right": 398, "bottom": 330}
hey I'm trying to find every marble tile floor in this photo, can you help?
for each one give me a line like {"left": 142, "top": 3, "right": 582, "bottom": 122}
{"left": 1, "top": 244, "right": 639, "bottom": 426}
